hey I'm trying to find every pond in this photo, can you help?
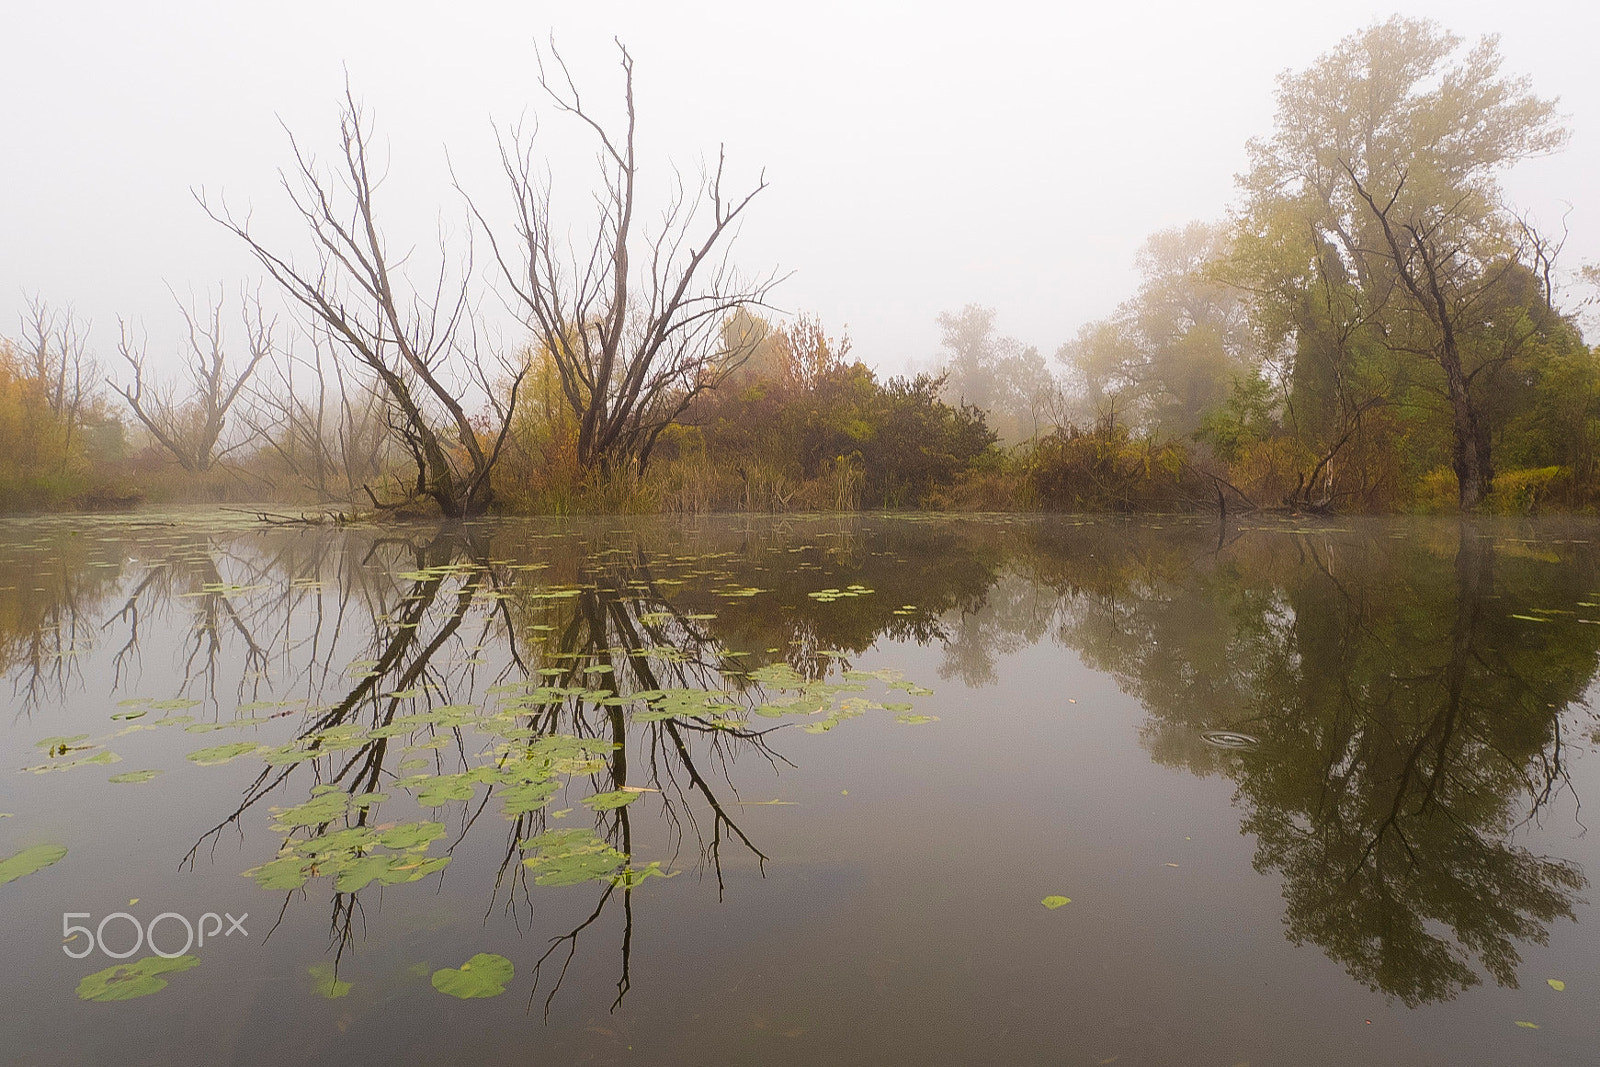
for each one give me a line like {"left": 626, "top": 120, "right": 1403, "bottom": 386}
{"left": 1, "top": 511, "right": 1597, "bottom": 1065}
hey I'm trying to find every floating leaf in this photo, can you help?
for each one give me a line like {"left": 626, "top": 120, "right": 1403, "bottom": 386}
{"left": 34, "top": 734, "right": 91, "bottom": 753}
{"left": 500, "top": 779, "right": 560, "bottom": 816}
{"left": 77, "top": 955, "right": 199, "bottom": 1001}
{"left": 1547, "top": 978, "right": 1566, "bottom": 992}
{"left": 108, "top": 770, "right": 163, "bottom": 784}
{"left": 431, "top": 953, "right": 513, "bottom": 999}
{"left": 186, "top": 742, "right": 260, "bottom": 766}
{"left": 244, "top": 855, "right": 313, "bottom": 890}
{"left": 521, "top": 828, "right": 627, "bottom": 886}
{"left": 1041, "top": 895, "right": 1072, "bottom": 910}
{"left": 377, "top": 821, "right": 446, "bottom": 850}
{"left": 404, "top": 774, "right": 478, "bottom": 807}
{"left": 583, "top": 789, "right": 642, "bottom": 811}
{"left": 308, "top": 961, "right": 352, "bottom": 999}
{"left": 271, "top": 792, "right": 349, "bottom": 828}
{"left": 0, "top": 843, "right": 67, "bottom": 885}
{"left": 333, "top": 853, "right": 449, "bottom": 892}
{"left": 23, "top": 751, "right": 120, "bottom": 774}
{"left": 1514, "top": 1021, "right": 1540, "bottom": 1029}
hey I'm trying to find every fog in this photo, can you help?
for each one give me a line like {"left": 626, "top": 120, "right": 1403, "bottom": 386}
{"left": 5, "top": 0, "right": 1598, "bottom": 374}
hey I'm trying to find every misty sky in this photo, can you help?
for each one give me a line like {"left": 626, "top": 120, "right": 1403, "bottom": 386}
{"left": 4, "top": 0, "right": 1597, "bottom": 377}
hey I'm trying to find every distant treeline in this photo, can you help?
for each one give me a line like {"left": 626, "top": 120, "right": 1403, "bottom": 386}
{"left": 3, "top": 18, "right": 1598, "bottom": 517}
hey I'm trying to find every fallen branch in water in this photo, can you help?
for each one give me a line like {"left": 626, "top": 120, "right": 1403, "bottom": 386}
{"left": 222, "top": 507, "right": 360, "bottom": 526}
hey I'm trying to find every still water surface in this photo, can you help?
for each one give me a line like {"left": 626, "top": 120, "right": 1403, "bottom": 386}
{"left": 1, "top": 511, "right": 1597, "bottom": 1065}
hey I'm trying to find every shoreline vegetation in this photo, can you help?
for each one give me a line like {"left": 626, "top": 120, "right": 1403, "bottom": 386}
{"left": 5, "top": 19, "right": 1600, "bottom": 521}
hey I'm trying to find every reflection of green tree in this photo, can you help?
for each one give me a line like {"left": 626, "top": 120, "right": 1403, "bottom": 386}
{"left": 1058, "top": 523, "right": 1595, "bottom": 1004}
{"left": 15, "top": 513, "right": 1594, "bottom": 1010}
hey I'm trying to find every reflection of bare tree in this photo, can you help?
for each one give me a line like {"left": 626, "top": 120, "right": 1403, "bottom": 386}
{"left": 0, "top": 525, "right": 126, "bottom": 716}
{"left": 149, "top": 522, "right": 784, "bottom": 1012}
{"left": 21, "top": 514, "right": 1591, "bottom": 1015}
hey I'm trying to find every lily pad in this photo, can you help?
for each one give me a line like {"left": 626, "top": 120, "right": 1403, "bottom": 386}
{"left": 308, "top": 961, "right": 352, "bottom": 999}
{"left": 377, "top": 821, "right": 447, "bottom": 850}
{"left": 77, "top": 955, "right": 199, "bottom": 1001}
{"left": 0, "top": 843, "right": 68, "bottom": 885}
{"left": 186, "top": 742, "right": 260, "bottom": 766}
{"left": 431, "top": 953, "right": 513, "bottom": 999}
{"left": 108, "top": 770, "right": 163, "bottom": 784}
{"left": 582, "top": 789, "right": 642, "bottom": 811}
{"left": 23, "top": 751, "right": 120, "bottom": 773}
{"left": 521, "top": 828, "right": 627, "bottom": 886}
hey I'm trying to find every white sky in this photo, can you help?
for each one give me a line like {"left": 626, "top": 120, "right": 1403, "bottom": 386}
{"left": 3, "top": 0, "right": 1597, "bottom": 377}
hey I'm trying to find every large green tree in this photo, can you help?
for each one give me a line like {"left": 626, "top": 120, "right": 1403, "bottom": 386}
{"left": 1236, "top": 17, "right": 1569, "bottom": 509}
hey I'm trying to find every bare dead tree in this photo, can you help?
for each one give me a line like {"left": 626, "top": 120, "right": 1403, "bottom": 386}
{"left": 112, "top": 288, "right": 272, "bottom": 473}
{"left": 201, "top": 88, "right": 524, "bottom": 518}
{"left": 473, "top": 38, "right": 781, "bottom": 475}
{"left": 243, "top": 327, "right": 393, "bottom": 500}
{"left": 18, "top": 296, "right": 97, "bottom": 473}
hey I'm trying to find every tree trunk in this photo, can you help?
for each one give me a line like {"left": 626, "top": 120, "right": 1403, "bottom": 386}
{"left": 1438, "top": 336, "right": 1492, "bottom": 510}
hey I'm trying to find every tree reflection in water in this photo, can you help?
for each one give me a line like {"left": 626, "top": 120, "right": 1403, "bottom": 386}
{"left": 1, "top": 513, "right": 1595, "bottom": 1011}
{"left": 1049, "top": 520, "right": 1594, "bottom": 1004}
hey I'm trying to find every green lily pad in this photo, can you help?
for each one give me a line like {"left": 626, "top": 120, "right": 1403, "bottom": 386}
{"left": 271, "top": 792, "right": 349, "bottom": 827}
{"left": 243, "top": 855, "right": 314, "bottom": 890}
{"left": 308, "top": 961, "right": 352, "bottom": 999}
{"left": 377, "top": 821, "right": 447, "bottom": 850}
{"left": 23, "top": 750, "right": 120, "bottom": 773}
{"left": 521, "top": 828, "right": 627, "bottom": 886}
{"left": 0, "top": 843, "right": 68, "bottom": 885}
{"left": 149, "top": 698, "right": 202, "bottom": 711}
{"left": 108, "top": 770, "right": 163, "bottom": 784}
{"left": 1041, "top": 895, "right": 1072, "bottom": 909}
{"left": 77, "top": 955, "right": 199, "bottom": 1001}
{"left": 582, "top": 789, "right": 642, "bottom": 811}
{"left": 186, "top": 742, "right": 260, "bottom": 766}
{"left": 431, "top": 953, "right": 513, "bottom": 999}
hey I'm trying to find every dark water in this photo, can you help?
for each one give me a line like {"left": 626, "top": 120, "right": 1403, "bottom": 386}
{"left": 1, "top": 511, "right": 1598, "bottom": 1065}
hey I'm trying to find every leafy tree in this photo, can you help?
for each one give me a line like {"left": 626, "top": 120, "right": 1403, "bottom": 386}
{"left": 1061, "top": 222, "right": 1257, "bottom": 438}
{"left": 935, "top": 304, "right": 1061, "bottom": 444}
{"left": 1237, "top": 17, "right": 1569, "bottom": 509}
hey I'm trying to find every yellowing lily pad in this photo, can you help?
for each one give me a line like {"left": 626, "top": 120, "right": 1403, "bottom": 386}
{"left": 186, "top": 742, "right": 260, "bottom": 766}
{"left": 0, "top": 843, "right": 67, "bottom": 885}
{"left": 77, "top": 955, "right": 199, "bottom": 1001}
